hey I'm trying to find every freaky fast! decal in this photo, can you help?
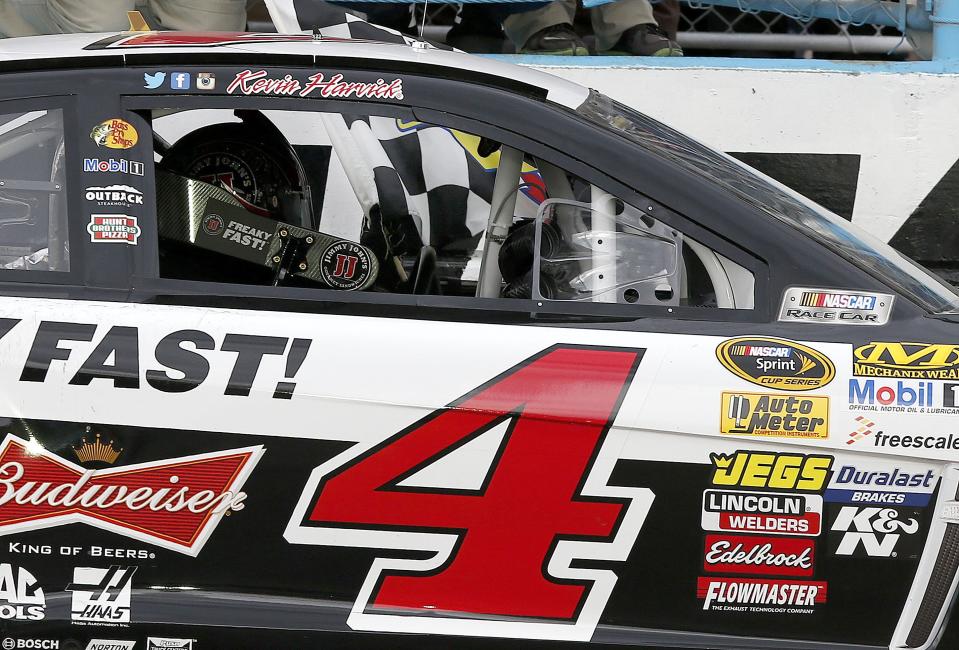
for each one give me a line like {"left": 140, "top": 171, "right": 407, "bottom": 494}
{"left": 716, "top": 337, "right": 835, "bottom": 392}
{"left": 0, "top": 434, "right": 262, "bottom": 556}
{"left": 286, "top": 345, "right": 653, "bottom": 642}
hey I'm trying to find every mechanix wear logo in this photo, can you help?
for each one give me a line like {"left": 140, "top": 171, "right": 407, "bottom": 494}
{"left": 854, "top": 342, "right": 959, "bottom": 379}
{"left": 716, "top": 337, "right": 835, "bottom": 391}
{"left": 67, "top": 566, "right": 136, "bottom": 625}
{"left": 721, "top": 392, "right": 828, "bottom": 439}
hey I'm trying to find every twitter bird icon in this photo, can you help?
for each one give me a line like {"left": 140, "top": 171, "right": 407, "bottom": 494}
{"left": 143, "top": 72, "right": 166, "bottom": 89}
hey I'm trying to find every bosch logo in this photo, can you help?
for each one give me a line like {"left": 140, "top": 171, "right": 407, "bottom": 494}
{"left": 3, "top": 638, "right": 13, "bottom": 650}
{"left": 2, "top": 641, "right": 58, "bottom": 649}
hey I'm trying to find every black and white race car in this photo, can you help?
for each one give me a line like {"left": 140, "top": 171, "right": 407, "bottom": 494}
{"left": 0, "top": 24, "right": 956, "bottom": 650}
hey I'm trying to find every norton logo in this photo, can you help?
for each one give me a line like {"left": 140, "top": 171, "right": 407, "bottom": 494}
{"left": 90, "top": 119, "right": 138, "bottom": 150}
{"left": 716, "top": 337, "right": 834, "bottom": 392}
{"left": 0, "top": 434, "right": 264, "bottom": 556}
{"left": 0, "top": 564, "right": 44, "bottom": 621}
{"left": 721, "top": 392, "right": 828, "bottom": 439}
{"left": 854, "top": 342, "right": 959, "bottom": 379}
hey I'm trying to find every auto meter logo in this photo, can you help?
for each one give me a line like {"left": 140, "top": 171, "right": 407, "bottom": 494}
{"left": 721, "top": 392, "right": 828, "bottom": 439}
{"left": 854, "top": 342, "right": 959, "bottom": 379}
{"left": 0, "top": 434, "right": 263, "bottom": 556}
{"left": 90, "top": 119, "right": 138, "bottom": 150}
{"left": 716, "top": 336, "right": 835, "bottom": 391}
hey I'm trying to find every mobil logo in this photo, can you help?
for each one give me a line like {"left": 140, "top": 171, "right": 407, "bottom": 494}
{"left": 848, "top": 379, "right": 932, "bottom": 407}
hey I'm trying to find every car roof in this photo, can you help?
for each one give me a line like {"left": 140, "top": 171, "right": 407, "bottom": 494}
{"left": 0, "top": 31, "right": 590, "bottom": 109}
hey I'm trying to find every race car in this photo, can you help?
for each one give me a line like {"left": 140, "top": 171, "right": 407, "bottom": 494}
{"left": 0, "top": 23, "right": 955, "bottom": 650}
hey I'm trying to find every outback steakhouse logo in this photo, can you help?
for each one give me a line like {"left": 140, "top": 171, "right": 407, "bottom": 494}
{"left": 0, "top": 434, "right": 263, "bottom": 556}
{"left": 227, "top": 69, "right": 404, "bottom": 100}
{"left": 716, "top": 336, "right": 835, "bottom": 391}
{"left": 854, "top": 342, "right": 959, "bottom": 379}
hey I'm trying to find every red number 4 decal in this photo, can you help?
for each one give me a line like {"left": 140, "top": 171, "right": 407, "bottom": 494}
{"left": 285, "top": 345, "right": 654, "bottom": 641}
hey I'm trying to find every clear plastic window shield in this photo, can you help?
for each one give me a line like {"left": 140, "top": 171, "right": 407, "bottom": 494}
{"left": 532, "top": 197, "right": 683, "bottom": 305}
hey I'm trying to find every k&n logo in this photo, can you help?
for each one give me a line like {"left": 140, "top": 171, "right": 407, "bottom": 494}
{"left": 829, "top": 506, "right": 921, "bottom": 558}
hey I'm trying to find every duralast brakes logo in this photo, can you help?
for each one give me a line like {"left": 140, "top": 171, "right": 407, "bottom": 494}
{"left": 0, "top": 434, "right": 263, "bottom": 556}
{"left": 710, "top": 451, "right": 833, "bottom": 492}
{"left": 716, "top": 337, "right": 834, "bottom": 392}
{"left": 854, "top": 342, "right": 959, "bottom": 379}
{"left": 721, "top": 392, "right": 828, "bottom": 439}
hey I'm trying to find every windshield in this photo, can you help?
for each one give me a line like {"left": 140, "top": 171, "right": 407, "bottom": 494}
{"left": 576, "top": 90, "right": 959, "bottom": 313}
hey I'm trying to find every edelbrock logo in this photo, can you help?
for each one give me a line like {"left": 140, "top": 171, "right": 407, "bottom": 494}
{"left": 0, "top": 434, "right": 264, "bottom": 556}
{"left": 0, "top": 564, "right": 44, "bottom": 621}
{"left": 67, "top": 566, "right": 136, "bottom": 624}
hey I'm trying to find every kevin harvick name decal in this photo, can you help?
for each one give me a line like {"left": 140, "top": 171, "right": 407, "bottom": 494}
{"left": 285, "top": 345, "right": 654, "bottom": 642}
{"left": 227, "top": 70, "right": 403, "bottom": 101}
{"left": 0, "top": 434, "right": 263, "bottom": 556}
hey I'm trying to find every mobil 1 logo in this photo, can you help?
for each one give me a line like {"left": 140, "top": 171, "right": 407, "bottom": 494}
{"left": 828, "top": 505, "right": 923, "bottom": 559}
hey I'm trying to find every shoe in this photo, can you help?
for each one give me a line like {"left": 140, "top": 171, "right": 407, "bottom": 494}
{"left": 605, "top": 24, "right": 683, "bottom": 56}
{"left": 519, "top": 24, "right": 589, "bottom": 56}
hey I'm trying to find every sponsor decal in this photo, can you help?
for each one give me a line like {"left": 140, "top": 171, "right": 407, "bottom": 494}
{"left": 73, "top": 433, "right": 122, "bottom": 465}
{"left": 86, "top": 642, "right": 134, "bottom": 650}
{"left": 87, "top": 216, "right": 141, "bottom": 245}
{"left": 146, "top": 639, "right": 193, "bottom": 650}
{"left": 83, "top": 159, "right": 145, "bottom": 177}
{"left": 227, "top": 69, "right": 404, "bottom": 101}
{"left": 701, "top": 489, "right": 822, "bottom": 536}
{"left": 697, "top": 577, "right": 826, "bottom": 613}
{"left": 197, "top": 73, "right": 216, "bottom": 90}
{"left": 8, "top": 542, "right": 154, "bottom": 560}
{"left": 942, "top": 382, "right": 959, "bottom": 411}
{"left": 0, "top": 434, "right": 263, "bottom": 556}
{"left": 721, "top": 392, "right": 828, "bottom": 439}
{"left": 824, "top": 464, "right": 937, "bottom": 507}
{"left": 201, "top": 214, "right": 224, "bottom": 237}
{"left": 85, "top": 185, "right": 144, "bottom": 208}
{"left": 867, "top": 431, "right": 959, "bottom": 450}
{"left": 67, "top": 566, "right": 136, "bottom": 625}
{"left": 285, "top": 345, "right": 653, "bottom": 641}
{"left": 778, "top": 287, "right": 893, "bottom": 325}
{"left": 703, "top": 534, "right": 814, "bottom": 576}
{"left": 3, "top": 640, "right": 59, "bottom": 649}
{"left": 828, "top": 506, "right": 922, "bottom": 558}
{"left": 90, "top": 119, "right": 139, "bottom": 150}
{"left": 710, "top": 451, "right": 833, "bottom": 492}
{"left": 0, "top": 564, "right": 44, "bottom": 621}
{"left": 848, "top": 379, "right": 936, "bottom": 413}
{"left": 320, "top": 241, "right": 373, "bottom": 291}
{"left": 716, "top": 337, "right": 834, "bottom": 392}
{"left": 846, "top": 415, "right": 875, "bottom": 445}
{"left": 143, "top": 72, "right": 165, "bottom": 89}
{"left": 854, "top": 342, "right": 959, "bottom": 379}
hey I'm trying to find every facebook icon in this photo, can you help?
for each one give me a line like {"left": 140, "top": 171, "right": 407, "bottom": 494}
{"left": 170, "top": 72, "right": 191, "bottom": 90}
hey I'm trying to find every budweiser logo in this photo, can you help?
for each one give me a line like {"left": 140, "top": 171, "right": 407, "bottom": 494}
{"left": 703, "top": 534, "right": 814, "bottom": 576}
{"left": 0, "top": 434, "right": 263, "bottom": 556}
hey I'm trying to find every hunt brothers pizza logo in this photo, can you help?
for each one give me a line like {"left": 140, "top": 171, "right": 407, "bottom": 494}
{"left": 0, "top": 434, "right": 263, "bottom": 556}
{"left": 87, "top": 216, "right": 141, "bottom": 245}
{"left": 227, "top": 69, "right": 403, "bottom": 100}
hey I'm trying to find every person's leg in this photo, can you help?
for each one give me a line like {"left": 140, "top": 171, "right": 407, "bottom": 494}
{"left": 145, "top": 0, "right": 248, "bottom": 30}
{"left": 503, "top": 0, "right": 587, "bottom": 55}
{"left": 653, "top": 0, "right": 681, "bottom": 40}
{"left": 591, "top": 0, "right": 682, "bottom": 55}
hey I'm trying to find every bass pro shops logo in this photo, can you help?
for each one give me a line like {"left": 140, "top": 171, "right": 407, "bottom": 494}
{"left": 0, "top": 435, "right": 263, "bottom": 555}
{"left": 285, "top": 345, "right": 654, "bottom": 642}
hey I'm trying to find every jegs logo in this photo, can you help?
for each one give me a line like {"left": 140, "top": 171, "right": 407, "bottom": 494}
{"left": 286, "top": 345, "right": 654, "bottom": 641}
{"left": 0, "top": 435, "right": 263, "bottom": 556}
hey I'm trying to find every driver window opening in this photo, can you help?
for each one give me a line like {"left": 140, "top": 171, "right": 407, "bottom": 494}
{"left": 150, "top": 107, "right": 753, "bottom": 310}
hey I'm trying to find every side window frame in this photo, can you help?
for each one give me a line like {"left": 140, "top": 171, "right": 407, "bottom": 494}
{"left": 124, "top": 84, "right": 769, "bottom": 323}
{"left": 0, "top": 95, "right": 85, "bottom": 289}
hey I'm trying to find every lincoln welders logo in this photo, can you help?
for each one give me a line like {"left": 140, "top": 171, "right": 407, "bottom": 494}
{"left": 202, "top": 214, "right": 224, "bottom": 236}
{"left": 0, "top": 434, "right": 264, "bottom": 556}
{"left": 320, "top": 241, "right": 372, "bottom": 290}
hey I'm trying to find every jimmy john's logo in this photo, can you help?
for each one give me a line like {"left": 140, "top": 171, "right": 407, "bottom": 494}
{"left": 716, "top": 337, "right": 834, "bottom": 391}
{"left": 854, "top": 342, "right": 959, "bottom": 379}
{"left": 320, "top": 241, "right": 372, "bottom": 291}
{"left": 721, "top": 392, "right": 828, "bottom": 439}
{"left": 0, "top": 434, "right": 263, "bottom": 556}
{"left": 710, "top": 451, "right": 833, "bottom": 492}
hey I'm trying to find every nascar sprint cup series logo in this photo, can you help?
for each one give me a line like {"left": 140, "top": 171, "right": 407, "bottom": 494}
{"left": 716, "top": 337, "right": 835, "bottom": 391}
{"left": 778, "top": 288, "right": 893, "bottom": 326}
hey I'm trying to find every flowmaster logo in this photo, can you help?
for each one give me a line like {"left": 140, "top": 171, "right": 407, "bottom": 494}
{"left": 67, "top": 566, "right": 136, "bottom": 624}
{"left": 0, "top": 564, "right": 44, "bottom": 620}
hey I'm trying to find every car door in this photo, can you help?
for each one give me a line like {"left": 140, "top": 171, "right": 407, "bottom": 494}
{"left": 0, "top": 60, "right": 954, "bottom": 650}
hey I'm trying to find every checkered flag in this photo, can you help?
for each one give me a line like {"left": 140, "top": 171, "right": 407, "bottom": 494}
{"left": 264, "top": 0, "right": 453, "bottom": 49}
